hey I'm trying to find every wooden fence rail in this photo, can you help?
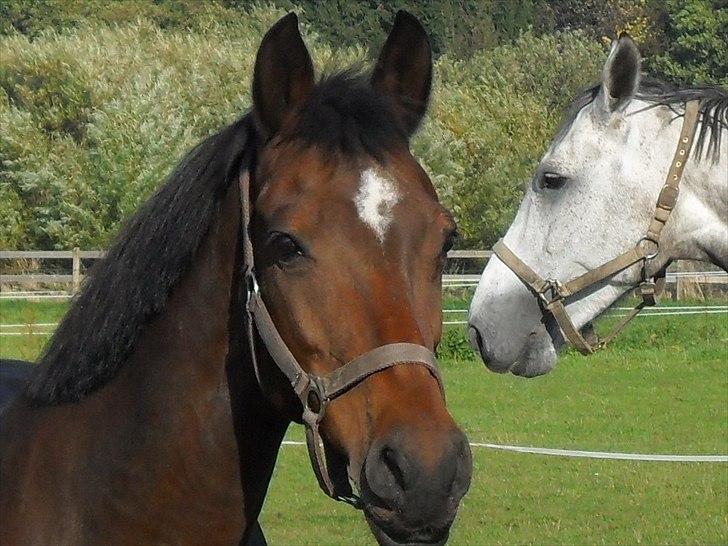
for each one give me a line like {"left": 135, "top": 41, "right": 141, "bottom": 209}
{"left": 2, "top": 249, "right": 726, "bottom": 296}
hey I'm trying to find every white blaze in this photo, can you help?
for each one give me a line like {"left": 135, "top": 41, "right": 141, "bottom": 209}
{"left": 355, "top": 168, "right": 400, "bottom": 243}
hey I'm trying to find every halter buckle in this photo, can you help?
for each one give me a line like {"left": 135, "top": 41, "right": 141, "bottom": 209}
{"left": 636, "top": 281, "right": 659, "bottom": 306}
{"left": 537, "top": 279, "right": 566, "bottom": 306}
{"left": 245, "top": 271, "right": 260, "bottom": 308}
{"left": 302, "top": 378, "right": 327, "bottom": 425}
{"left": 657, "top": 184, "right": 679, "bottom": 211}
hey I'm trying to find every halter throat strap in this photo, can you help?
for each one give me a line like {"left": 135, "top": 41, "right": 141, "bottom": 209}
{"left": 238, "top": 171, "right": 442, "bottom": 507}
{"left": 493, "top": 99, "right": 701, "bottom": 354}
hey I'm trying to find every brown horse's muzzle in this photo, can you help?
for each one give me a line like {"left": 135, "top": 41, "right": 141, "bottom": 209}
{"left": 360, "top": 426, "right": 472, "bottom": 546}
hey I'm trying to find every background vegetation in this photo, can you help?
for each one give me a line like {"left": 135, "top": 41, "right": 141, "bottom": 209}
{"left": 1, "top": 1, "right": 726, "bottom": 250}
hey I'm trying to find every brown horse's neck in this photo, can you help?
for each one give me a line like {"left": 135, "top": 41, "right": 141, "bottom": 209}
{"left": 1, "top": 182, "right": 289, "bottom": 545}
{"left": 103, "top": 180, "right": 289, "bottom": 543}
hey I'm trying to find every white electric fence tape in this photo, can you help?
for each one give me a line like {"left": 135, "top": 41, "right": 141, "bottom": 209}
{"left": 281, "top": 440, "right": 727, "bottom": 463}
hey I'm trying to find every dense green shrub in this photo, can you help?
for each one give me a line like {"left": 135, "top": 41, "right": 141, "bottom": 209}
{"left": 0, "top": 0, "right": 541, "bottom": 58}
{"left": 423, "top": 32, "right": 604, "bottom": 248}
{"left": 0, "top": 10, "right": 605, "bottom": 250}
{"left": 645, "top": 0, "right": 728, "bottom": 86}
{"left": 0, "top": 0, "right": 243, "bottom": 36}
{"left": 267, "top": 0, "right": 541, "bottom": 57}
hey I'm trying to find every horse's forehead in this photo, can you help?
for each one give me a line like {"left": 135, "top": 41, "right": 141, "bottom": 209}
{"left": 354, "top": 166, "right": 401, "bottom": 243}
{"left": 545, "top": 106, "right": 609, "bottom": 165}
{"left": 562, "top": 106, "right": 601, "bottom": 143}
{"left": 257, "top": 146, "right": 433, "bottom": 232}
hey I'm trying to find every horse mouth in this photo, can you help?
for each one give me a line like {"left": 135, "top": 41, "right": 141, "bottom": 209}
{"left": 364, "top": 508, "right": 450, "bottom": 546}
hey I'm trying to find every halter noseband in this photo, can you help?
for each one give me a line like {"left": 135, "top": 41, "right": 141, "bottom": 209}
{"left": 238, "top": 171, "right": 443, "bottom": 507}
{"left": 494, "top": 100, "right": 701, "bottom": 355}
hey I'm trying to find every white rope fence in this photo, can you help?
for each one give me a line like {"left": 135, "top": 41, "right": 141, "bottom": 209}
{"left": 280, "top": 440, "right": 727, "bottom": 463}
{"left": 441, "top": 305, "right": 728, "bottom": 325}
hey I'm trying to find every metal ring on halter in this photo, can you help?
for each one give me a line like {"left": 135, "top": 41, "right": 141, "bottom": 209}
{"left": 537, "top": 279, "right": 565, "bottom": 306}
{"left": 302, "top": 377, "right": 327, "bottom": 425}
{"left": 637, "top": 236, "right": 660, "bottom": 260}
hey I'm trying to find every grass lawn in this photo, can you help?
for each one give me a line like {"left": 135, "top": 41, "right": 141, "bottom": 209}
{"left": 1, "top": 297, "right": 727, "bottom": 544}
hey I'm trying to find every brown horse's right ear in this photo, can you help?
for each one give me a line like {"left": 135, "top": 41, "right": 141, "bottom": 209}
{"left": 252, "top": 13, "right": 314, "bottom": 140}
{"left": 371, "top": 11, "right": 432, "bottom": 136}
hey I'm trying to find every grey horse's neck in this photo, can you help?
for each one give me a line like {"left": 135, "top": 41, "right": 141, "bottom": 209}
{"left": 670, "top": 133, "right": 728, "bottom": 271}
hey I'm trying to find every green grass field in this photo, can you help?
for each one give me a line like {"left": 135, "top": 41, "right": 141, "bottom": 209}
{"left": 1, "top": 297, "right": 727, "bottom": 545}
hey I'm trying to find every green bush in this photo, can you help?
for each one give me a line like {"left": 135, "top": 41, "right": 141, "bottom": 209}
{"left": 422, "top": 32, "right": 604, "bottom": 248}
{"left": 268, "top": 0, "right": 541, "bottom": 58}
{"left": 0, "top": 0, "right": 244, "bottom": 36}
{"left": 645, "top": 0, "right": 728, "bottom": 86}
{"left": 436, "top": 328, "right": 477, "bottom": 362}
{"left": 1, "top": 0, "right": 542, "bottom": 58}
{"left": 0, "top": 10, "right": 604, "bottom": 250}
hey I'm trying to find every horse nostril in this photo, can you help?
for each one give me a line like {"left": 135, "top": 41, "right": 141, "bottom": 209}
{"left": 363, "top": 438, "right": 414, "bottom": 508}
{"left": 468, "top": 324, "right": 484, "bottom": 353}
{"left": 380, "top": 445, "right": 407, "bottom": 491}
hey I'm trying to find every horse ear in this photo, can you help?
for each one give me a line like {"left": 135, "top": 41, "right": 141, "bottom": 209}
{"left": 598, "top": 33, "right": 641, "bottom": 116}
{"left": 371, "top": 11, "right": 432, "bottom": 136}
{"left": 252, "top": 13, "right": 314, "bottom": 140}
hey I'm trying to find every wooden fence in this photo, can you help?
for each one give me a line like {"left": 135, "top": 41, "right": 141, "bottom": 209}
{"left": 1, "top": 249, "right": 726, "bottom": 297}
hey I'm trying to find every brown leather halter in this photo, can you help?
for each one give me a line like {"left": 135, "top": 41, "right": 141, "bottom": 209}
{"left": 493, "top": 100, "right": 701, "bottom": 355}
{"left": 238, "top": 171, "right": 443, "bottom": 507}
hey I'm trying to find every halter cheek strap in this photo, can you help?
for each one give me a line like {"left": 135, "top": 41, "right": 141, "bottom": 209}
{"left": 238, "top": 171, "right": 443, "bottom": 507}
{"left": 494, "top": 100, "right": 701, "bottom": 354}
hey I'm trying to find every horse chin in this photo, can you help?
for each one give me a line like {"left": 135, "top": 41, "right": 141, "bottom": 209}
{"left": 363, "top": 510, "right": 451, "bottom": 546}
{"left": 508, "top": 333, "right": 558, "bottom": 377}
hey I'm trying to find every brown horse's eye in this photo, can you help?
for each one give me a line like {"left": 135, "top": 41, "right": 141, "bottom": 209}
{"left": 268, "top": 232, "right": 305, "bottom": 267}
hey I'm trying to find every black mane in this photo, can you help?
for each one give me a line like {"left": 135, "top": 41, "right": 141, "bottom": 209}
{"left": 27, "top": 116, "right": 253, "bottom": 404}
{"left": 26, "top": 71, "right": 404, "bottom": 405}
{"left": 557, "top": 78, "right": 727, "bottom": 160}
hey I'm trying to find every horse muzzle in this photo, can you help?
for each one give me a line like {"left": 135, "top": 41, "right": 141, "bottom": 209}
{"left": 358, "top": 427, "right": 472, "bottom": 546}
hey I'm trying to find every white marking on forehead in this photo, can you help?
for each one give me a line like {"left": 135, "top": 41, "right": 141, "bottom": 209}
{"left": 354, "top": 167, "right": 400, "bottom": 243}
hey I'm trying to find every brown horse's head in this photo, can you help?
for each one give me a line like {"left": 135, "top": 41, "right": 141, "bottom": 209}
{"left": 248, "top": 12, "right": 471, "bottom": 545}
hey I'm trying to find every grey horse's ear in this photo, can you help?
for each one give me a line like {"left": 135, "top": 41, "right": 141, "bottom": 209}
{"left": 597, "top": 33, "right": 641, "bottom": 117}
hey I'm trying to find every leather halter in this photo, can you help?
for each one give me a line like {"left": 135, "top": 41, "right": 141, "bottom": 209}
{"left": 494, "top": 100, "right": 701, "bottom": 355}
{"left": 238, "top": 171, "right": 443, "bottom": 507}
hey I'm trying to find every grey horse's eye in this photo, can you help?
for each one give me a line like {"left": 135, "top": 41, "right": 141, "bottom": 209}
{"left": 540, "top": 172, "right": 569, "bottom": 190}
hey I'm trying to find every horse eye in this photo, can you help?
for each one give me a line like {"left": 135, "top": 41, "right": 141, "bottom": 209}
{"left": 268, "top": 232, "right": 305, "bottom": 266}
{"left": 540, "top": 172, "right": 568, "bottom": 190}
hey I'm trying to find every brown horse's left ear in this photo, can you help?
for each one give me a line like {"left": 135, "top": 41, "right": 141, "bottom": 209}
{"left": 371, "top": 11, "right": 432, "bottom": 136}
{"left": 253, "top": 13, "right": 315, "bottom": 140}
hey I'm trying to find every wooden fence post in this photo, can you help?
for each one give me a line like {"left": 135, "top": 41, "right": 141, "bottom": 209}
{"left": 675, "top": 260, "right": 682, "bottom": 301}
{"left": 72, "top": 247, "right": 81, "bottom": 294}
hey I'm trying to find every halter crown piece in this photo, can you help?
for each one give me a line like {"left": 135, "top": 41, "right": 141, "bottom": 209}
{"left": 238, "top": 171, "right": 443, "bottom": 507}
{"left": 494, "top": 100, "right": 701, "bottom": 354}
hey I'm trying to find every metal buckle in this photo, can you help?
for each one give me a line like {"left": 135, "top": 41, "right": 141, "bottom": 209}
{"left": 303, "top": 378, "right": 327, "bottom": 425}
{"left": 637, "top": 237, "right": 660, "bottom": 260}
{"left": 657, "top": 184, "right": 679, "bottom": 211}
{"left": 637, "top": 281, "right": 658, "bottom": 306}
{"left": 537, "top": 279, "right": 565, "bottom": 306}
{"left": 245, "top": 271, "right": 259, "bottom": 307}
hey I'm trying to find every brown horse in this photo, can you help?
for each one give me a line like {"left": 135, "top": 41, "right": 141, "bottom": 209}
{"left": 0, "top": 11, "right": 471, "bottom": 546}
